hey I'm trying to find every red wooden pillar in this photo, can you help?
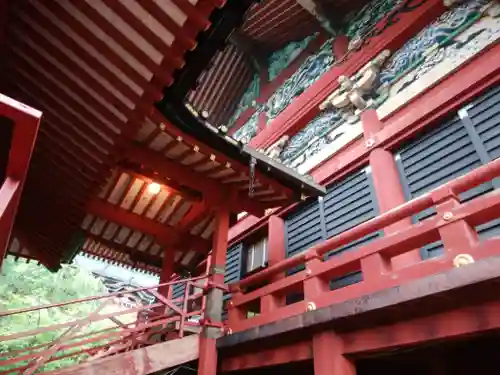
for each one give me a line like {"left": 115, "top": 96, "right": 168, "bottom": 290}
{"left": 361, "top": 110, "right": 420, "bottom": 270}
{"left": 261, "top": 215, "right": 286, "bottom": 313}
{"left": 158, "top": 250, "right": 175, "bottom": 298}
{"left": 0, "top": 178, "right": 20, "bottom": 265}
{"left": 198, "top": 208, "right": 230, "bottom": 375}
{"left": 313, "top": 331, "right": 355, "bottom": 375}
{"left": 431, "top": 188, "right": 479, "bottom": 257}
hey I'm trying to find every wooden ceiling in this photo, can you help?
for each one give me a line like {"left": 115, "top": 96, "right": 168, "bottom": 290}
{"left": 1, "top": 0, "right": 228, "bottom": 273}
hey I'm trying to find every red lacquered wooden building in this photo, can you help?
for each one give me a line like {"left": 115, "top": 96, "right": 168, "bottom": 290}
{"left": 1, "top": 0, "right": 500, "bottom": 374}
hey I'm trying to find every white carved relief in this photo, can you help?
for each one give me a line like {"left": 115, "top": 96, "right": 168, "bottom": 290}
{"left": 377, "top": 6, "right": 500, "bottom": 119}
{"left": 297, "top": 121, "right": 363, "bottom": 174}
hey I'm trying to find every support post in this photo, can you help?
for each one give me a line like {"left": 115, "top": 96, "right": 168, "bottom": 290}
{"left": 431, "top": 189, "right": 479, "bottom": 258}
{"left": 158, "top": 250, "right": 175, "bottom": 298}
{"left": 313, "top": 331, "right": 355, "bottom": 375}
{"left": 0, "top": 179, "right": 19, "bottom": 266}
{"left": 361, "top": 110, "right": 420, "bottom": 270}
{"left": 261, "top": 215, "right": 286, "bottom": 313}
{"left": 198, "top": 208, "right": 230, "bottom": 375}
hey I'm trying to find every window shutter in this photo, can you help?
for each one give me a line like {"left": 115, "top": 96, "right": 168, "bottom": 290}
{"left": 285, "top": 199, "right": 323, "bottom": 258}
{"left": 284, "top": 168, "right": 380, "bottom": 292}
{"left": 171, "top": 279, "right": 187, "bottom": 306}
{"left": 224, "top": 242, "right": 244, "bottom": 286}
{"left": 461, "top": 84, "right": 500, "bottom": 239}
{"left": 323, "top": 169, "right": 380, "bottom": 251}
{"left": 467, "top": 85, "right": 500, "bottom": 161}
{"left": 323, "top": 168, "right": 381, "bottom": 289}
{"left": 396, "top": 112, "right": 494, "bottom": 258}
{"left": 222, "top": 242, "right": 244, "bottom": 320}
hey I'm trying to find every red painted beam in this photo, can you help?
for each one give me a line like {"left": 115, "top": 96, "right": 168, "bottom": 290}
{"left": 86, "top": 198, "right": 210, "bottom": 252}
{"left": 221, "top": 339, "right": 313, "bottom": 371}
{"left": 0, "top": 94, "right": 41, "bottom": 266}
{"left": 124, "top": 144, "right": 267, "bottom": 217}
{"left": 342, "top": 300, "right": 500, "bottom": 355}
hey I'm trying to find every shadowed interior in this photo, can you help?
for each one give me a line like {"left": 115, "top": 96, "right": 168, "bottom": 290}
{"left": 0, "top": 115, "right": 14, "bottom": 187}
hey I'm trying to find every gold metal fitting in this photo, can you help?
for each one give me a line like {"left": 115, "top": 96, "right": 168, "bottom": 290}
{"left": 443, "top": 212, "right": 453, "bottom": 221}
{"left": 365, "top": 138, "right": 376, "bottom": 148}
{"left": 453, "top": 254, "right": 474, "bottom": 268}
{"left": 306, "top": 302, "right": 317, "bottom": 312}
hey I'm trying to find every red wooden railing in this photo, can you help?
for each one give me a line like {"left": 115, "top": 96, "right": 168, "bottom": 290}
{"left": 227, "top": 157, "right": 500, "bottom": 332}
{"left": 0, "top": 274, "right": 225, "bottom": 375}
{"left": 0, "top": 94, "right": 40, "bottom": 267}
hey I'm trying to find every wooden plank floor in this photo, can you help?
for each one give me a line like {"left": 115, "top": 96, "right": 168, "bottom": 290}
{"left": 49, "top": 334, "right": 199, "bottom": 375}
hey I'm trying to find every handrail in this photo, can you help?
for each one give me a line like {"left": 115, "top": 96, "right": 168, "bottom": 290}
{"left": 0, "top": 274, "right": 208, "bottom": 318}
{"left": 0, "top": 177, "right": 20, "bottom": 217}
{"left": 234, "top": 157, "right": 500, "bottom": 290}
{"left": 0, "top": 275, "right": 212, "bottom": 374}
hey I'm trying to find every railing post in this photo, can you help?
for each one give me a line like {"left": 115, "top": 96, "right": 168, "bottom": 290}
{"left": 0, "top": 178, "right": 20, "bottom": 267}
{"left": 159, "top": 250, "right": 174, "bottom": 298}
{"left": 431, "top": 188, "right": 479, "bottom": 259}
{"left": 313, "top": 330, "right": 356, "bottom": 375}
{"left": 261, "top": 215, "right": 286, "bottom": 313}
{"left": 228, "top": 291, "right": 247, "bottom": 326}
{"left": 304, "top": 252, "right": 330, "bottom": 305}
{"left": 198, "top": 208, "right": 230, "bottom": 375}
{"left": 361, "top": 110, "right": 419, "bottom": 270}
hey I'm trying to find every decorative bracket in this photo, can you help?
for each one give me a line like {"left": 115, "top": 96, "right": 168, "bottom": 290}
{"left": 264, "top": 135, "right": 290, "bottom": 160}
{"left": 320, "top": 49, "right": 392, "bottom": 122}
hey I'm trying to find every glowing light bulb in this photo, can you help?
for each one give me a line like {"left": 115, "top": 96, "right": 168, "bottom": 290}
{"left": 148, "top": 182, "right": 161, "bottom": 195}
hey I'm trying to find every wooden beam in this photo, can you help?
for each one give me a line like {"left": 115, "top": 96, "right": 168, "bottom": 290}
{"left": 342, "top": 300, "right": 500, "bottom": 355}
{"left": 117, "top": 162, "right": 202, "bottom": 202}
{"left": 228, "top": 30, "right": 269, "bottom": 72}
{"left": 83, "top": 234, "right": 163, "bottom": 269}
{"left": 124, "top": 144, "right": 266, "bottom": 217}
{"left": 50, "top": 334, "right": 199, "bottom": 375}
{"left": 86, "top": 198, "right": 210, "bottom": 252}
{"left": 218, "top": 253, "right": 500, "bottom": 347}
{"left": 221, "top": 339, "right": 313, "bottom": 372}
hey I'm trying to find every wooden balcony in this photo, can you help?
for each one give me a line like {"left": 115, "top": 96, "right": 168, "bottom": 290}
{"left": 221, "top": 156, "right": 500, "bottom": 340}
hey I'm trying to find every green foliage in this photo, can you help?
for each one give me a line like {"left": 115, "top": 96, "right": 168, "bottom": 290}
{"left": 0, "top": 257, "right": 115, "bottom": 373}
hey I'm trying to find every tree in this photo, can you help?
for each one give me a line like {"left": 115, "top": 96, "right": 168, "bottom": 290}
{"left": 0, "top": 257, "right": 115, "bottom": 373}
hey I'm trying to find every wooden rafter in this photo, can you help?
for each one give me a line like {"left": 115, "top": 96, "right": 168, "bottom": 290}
{"left": 86, "top": 198, "right": 210, "bottom": 252}
{"left": 228, "top": 30, "right": 269, "bottom": 72}
{"left": 124, "top": 144, "right": 268, "bottom": 217}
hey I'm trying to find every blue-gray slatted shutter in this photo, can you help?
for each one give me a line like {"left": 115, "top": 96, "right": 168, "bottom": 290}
{"left": 284, "top": 198, "right": 322, "bottom": 302}
{"left": 459, "top": 84, "right": 500, "bottom": 239}
{"left": 283, "top": 168, "right": 380, "bottom": 291}
{"left": 467, "top": 85, "right": 500, "bottom": 160}
{"left": 285, "top": 199, "right": 323, "bottom": 258}
{"left": 222, "top": 242, "right": 244, "bottom": 320}
{"left": 396, "top": 112, "right": 494, "bottom": 258}
{"left": 171, "top": 279, "right": 186, "bottom": 307}
{"left": 323, "top": 168, "right": 381, "bottom": 289}
{"left": 284, "top": 198, "right": 322, "bottom": 276}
